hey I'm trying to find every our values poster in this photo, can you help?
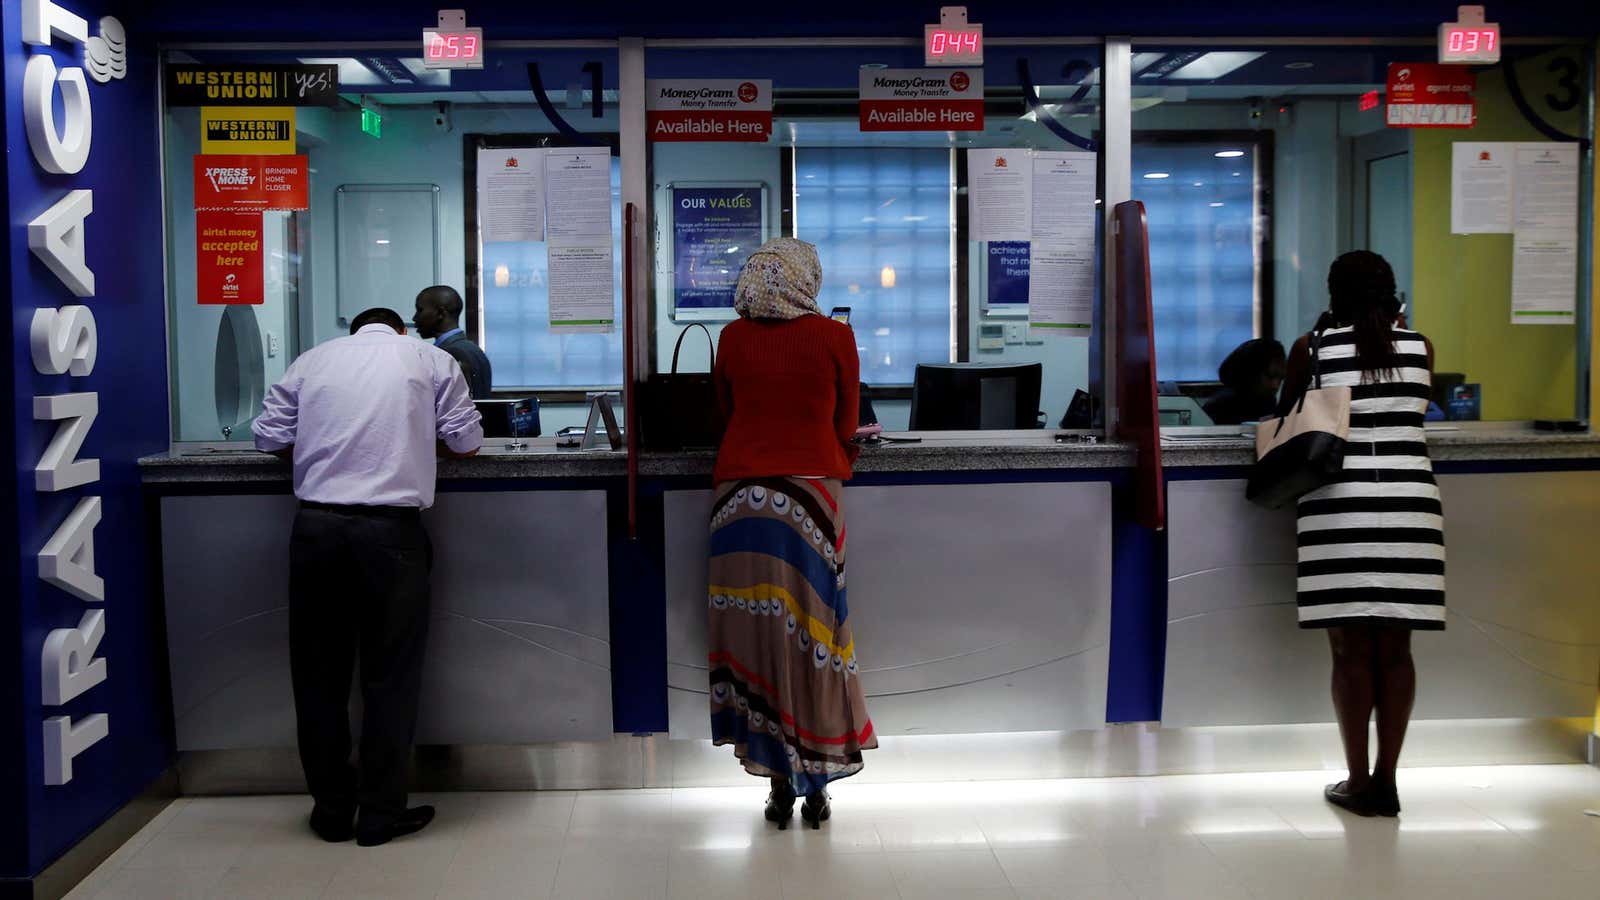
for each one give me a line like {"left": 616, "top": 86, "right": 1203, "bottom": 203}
{"left": 201, "top": 107, "right": 295, "bottom": 154}
{"left": 196, "top": 210, "right": 263, "bottom": 305}
{"left": 986, "top": 241, "right": 1030, "bottom": 306}
{"left": 672, "top": 186, "right": 765, "bottom": 312}
{"left": 193, "top": 154, "right": 310, "bottom": 211}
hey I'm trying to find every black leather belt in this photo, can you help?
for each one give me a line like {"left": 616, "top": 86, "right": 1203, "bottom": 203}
{"left": 300, "top": 501, "right": 421, "bottom": 519}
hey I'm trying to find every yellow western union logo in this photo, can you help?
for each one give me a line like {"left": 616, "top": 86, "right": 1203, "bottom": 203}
{"left": 201, "top": 107, "right": 296, "bottom": 155}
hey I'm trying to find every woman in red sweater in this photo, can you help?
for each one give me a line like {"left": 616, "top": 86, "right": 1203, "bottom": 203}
{"left": 707, "top": 238, "right": 876, "bottom": 830}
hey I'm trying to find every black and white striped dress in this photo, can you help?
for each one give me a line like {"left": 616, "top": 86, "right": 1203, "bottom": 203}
{"left": 1297, "top": 326, "right": 1445, "bottom": 630}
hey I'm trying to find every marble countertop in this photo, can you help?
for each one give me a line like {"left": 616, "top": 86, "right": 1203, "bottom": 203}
{"left": 139, "top": 427, "right": 1599, "bottom": 484}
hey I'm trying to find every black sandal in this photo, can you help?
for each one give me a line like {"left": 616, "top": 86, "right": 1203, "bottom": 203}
{"left": 765, "top": 784, "right": 797, "bottom": 829}
{"left": 1368, "top": 779, "right": 1401, "bottom": 817}
{"left": 1324, "top": 780, "right": 1378, "bottom": 817}
{"left": 801, "top": 791, "right": 832, "bottom": 829}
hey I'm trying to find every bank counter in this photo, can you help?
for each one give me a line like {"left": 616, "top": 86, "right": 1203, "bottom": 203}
{"left": 140, "top": 427, "right": 1600, "bottom": 789}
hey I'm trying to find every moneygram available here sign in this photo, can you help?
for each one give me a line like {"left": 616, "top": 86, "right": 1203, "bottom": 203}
{"left": 192, "top": 154, "right": 310, "bottom": 210}
{"left": 647, "top": 79, "right": 773, "bottom": 141}
{"left": 859, "top": 68, "right": 984, "bottom": 131}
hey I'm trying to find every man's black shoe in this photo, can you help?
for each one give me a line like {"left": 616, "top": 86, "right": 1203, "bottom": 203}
{"left": 309, "top": 805, "right": 355, "bottom": 843}
{"left": 356, "top": 805, "right": 436, "bottom": 847}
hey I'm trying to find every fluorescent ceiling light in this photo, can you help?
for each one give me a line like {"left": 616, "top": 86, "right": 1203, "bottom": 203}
{"left": 1131, "top": 52, "right": 1167, "bottom": 75}
{"left": 1143, "top": 172, "right": 1170, "bottom": 179}
{"left": 1165, "top": 51, "right": 1266, "bottom": 81}
{"left": 1215, "top": 149, "right": 1246, "bottom": 158}
{"left": 1209, "top": 202, "right": 1225, "bottom": 208}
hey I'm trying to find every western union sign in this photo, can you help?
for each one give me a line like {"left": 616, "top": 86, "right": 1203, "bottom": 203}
{"left": 201, "top": 107, "right": 296, "bottom": 154}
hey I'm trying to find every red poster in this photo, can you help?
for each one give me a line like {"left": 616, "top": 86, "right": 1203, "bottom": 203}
{"left": 646, "top": 79, "right": 773, "bottom": 142}
{"left": 193, "top": 154, "right": 310, "bottom": 210}
{"left": 196, "top": 210, "right": 264, "bottom": 304}
{"left": 858, "top": 67, "right": 984, "bottom": 132}
{"left": 1385, "top": 63, "right": 1475, "bottom": 128}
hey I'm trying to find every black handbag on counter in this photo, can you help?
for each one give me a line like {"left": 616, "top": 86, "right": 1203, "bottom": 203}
{"left": 639, "top": 323, "right": 724, "bottom": 451}
{"left": 1245, "top": 330, "right": 1351, "bottom": 509}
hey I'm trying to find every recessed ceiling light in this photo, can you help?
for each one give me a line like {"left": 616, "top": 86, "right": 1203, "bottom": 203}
{"left": 1143, "top": 172, "right": 1170, "bottom": 179}
{"left": 1214, "top": 149, "right": 1245, "bottom": 158}
{"left": 1192, "top": 182, "right": 1203, "bottom": 187}
{"left": 1232, "top": 172, "right": 1242, "bottom": 177}
{"left": 1209, "top": 202, "right": 1225, "bottom": 208}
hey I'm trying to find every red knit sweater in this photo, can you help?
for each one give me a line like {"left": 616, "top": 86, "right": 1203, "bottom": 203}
{"left": 712, "top": 315, "right": 861, "bottom": 484}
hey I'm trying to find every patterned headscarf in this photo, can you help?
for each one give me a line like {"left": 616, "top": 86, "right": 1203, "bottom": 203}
{"left": 733, "top": 238, "right": 822, "bottom": 321}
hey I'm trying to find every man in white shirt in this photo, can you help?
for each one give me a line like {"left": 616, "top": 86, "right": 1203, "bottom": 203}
{"left": 253, "top": 307, "right": 482, "bottom": 847}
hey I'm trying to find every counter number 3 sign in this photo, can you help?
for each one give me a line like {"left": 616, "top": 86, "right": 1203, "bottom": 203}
{"left": 423, "top": 9, "right": 484, "bottom": 70}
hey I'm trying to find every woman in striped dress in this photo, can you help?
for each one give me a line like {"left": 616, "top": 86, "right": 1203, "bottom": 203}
{"left": 1281, "top": 251, "right": 1441, "bottom": 818}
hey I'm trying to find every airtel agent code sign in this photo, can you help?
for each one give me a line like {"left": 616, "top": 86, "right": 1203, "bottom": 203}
{"left": 647, "top": 79, "right": 773, "bottom": 142}
{"left": 859, "top": 68, "right": 984, "bottom": 131}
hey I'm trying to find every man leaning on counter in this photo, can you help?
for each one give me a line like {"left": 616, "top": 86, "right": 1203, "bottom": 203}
{"left": 251, "top": 306, "right": 483, "bottom": 847}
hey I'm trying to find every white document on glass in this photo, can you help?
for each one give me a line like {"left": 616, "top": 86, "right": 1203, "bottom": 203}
{"left": 1449, "top": 142, "right": 1511, "bottom": 235}
{"left": 1030, "top": 151, "right": 1097, "bottom": 242}
{"left": 1513, "top": 143, "right": 1579, "bottom": 231}
{"left": 545, "top": 148, "right": 613, "bottom": 241}
{"left": 967, "top": 148, "right": 1032, "bottom": 242}
{"left": 1511, "top": 232, "right": 1576, "bottom": 325}
{"left": 547, "top": 240, "right": 615, "bottom": 333}
{"left": 477, "top": 147, "right": 546, "bottom": 242}
{"left": 1027, "top": 239, "right": 1095, "bottom": 335}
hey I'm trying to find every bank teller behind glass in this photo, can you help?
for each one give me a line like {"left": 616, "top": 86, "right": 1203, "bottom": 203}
{"left": 252, "top": 307, "right": 483, "bottom": 847}
{"left": 707, "top": 237, "right": 877, "bottom": 830}
{"left": 413, "top": 284, "right": 494, "bottom": 399}
{"left": 1279, "top": 251, "right": 1442, "bottom": 819}
{"left": 1202, "top": 338, "right": 1286, "bottom": 425}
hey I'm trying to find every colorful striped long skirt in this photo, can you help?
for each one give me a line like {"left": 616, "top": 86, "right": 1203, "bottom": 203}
{"left": 707, "top": 477, "right": 877, "bottom": 797}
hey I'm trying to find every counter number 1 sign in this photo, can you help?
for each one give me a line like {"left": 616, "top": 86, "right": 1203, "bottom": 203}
{"left": 423, "top": 9, "right": 484, "bottom": 70}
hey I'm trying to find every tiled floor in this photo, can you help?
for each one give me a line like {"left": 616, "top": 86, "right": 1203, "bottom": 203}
{"left": 67, "top": 764, "right": 1600, "bottom": 899}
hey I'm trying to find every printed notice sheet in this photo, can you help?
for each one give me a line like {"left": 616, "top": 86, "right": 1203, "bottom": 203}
{"left": 1511, "top": 143, "right": 1579, "bottom": 325}
{"left": 1450, "top": 142, "right": 1510, "bottom": 235}
{"left": 547, "top": 241, "right": 615, "bottom": 332}
{"left": 968, "top": 148, "right": 1032, "bottom": 242}
{"left": 1030, "top": 151, "right": 1097, "bottom": 242}
{"left": 545, "top": 148, "right": 613, "bottom": 240}
{"left": 1028, "top": 239, "right": 1095, "bottom": 334}
{"left": 477, "top": 147, "right": 546, "bottom": 242}
{"left": 545, "top": 148, "right": 616, "bottom": 332}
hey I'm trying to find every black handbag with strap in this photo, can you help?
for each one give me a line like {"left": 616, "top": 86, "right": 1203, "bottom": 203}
{"left": 640, "top": 323, "right": 724, "bottom": 451}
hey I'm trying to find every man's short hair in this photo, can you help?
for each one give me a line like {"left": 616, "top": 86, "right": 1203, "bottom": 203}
{"left": 416, "top": 285, "right": 465, "bottom": 320}
{"left": 350, "top": 308, "right": 406, "bottom": 335}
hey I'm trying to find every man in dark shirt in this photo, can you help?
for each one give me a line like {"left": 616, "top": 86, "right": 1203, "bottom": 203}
{"left": 413, "top": 285, "right": 493, "bottom": 399}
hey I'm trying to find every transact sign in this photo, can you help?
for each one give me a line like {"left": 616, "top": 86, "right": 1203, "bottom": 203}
{"left": 858, "top": 67, "right": 984, "bottom": 132}
{"left": 647, "top": 79, "right": 773, "bottom": 142}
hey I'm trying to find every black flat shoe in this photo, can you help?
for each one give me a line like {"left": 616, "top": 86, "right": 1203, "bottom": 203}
{"left": 765, "top": 785, "right": 797, "bottom": 830}
{"left": 801, "top": 792, "right": 831, "bottom": 830}
{"left": 356, "top": 805, "right": 436, "bottom": 847}
{"left": 1368, "top": 780, "right": 1401, "bottom": 817}
{"left": 309, "top": 805, "right": 354, "bottom": 843}
{"left": 1324, "top": 781, "right": 1377, "bottom": 817}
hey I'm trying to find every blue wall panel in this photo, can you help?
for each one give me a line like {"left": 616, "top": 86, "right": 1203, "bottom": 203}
{"left": 3, "top": 4, "right": 174, "bottom": 882}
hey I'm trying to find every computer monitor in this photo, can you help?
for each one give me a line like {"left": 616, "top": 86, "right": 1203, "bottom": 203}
{"left": 908, "top": 363, "right": 1044, "bottom": 430}
{"left": 474, "top": 397, "right": 541, "bottom": 438}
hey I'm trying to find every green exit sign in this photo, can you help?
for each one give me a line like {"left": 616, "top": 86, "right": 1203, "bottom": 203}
{"left": 361, "top": 107, "right": 382, "bottom": 138}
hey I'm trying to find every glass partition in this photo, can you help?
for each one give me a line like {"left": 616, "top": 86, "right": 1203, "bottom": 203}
{"left": 1130, "top": 43, "right": 1593, "bottom": 426}
{"left": 645, "top": 42, "right": 1105, "bottom": 432}
{"left": 161, "top": 45, "right": 621, "bottom": 441}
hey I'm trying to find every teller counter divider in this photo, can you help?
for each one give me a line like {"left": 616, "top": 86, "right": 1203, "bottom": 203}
{"left": 140, "top": 428, "right": 1600, "bottom": 791}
